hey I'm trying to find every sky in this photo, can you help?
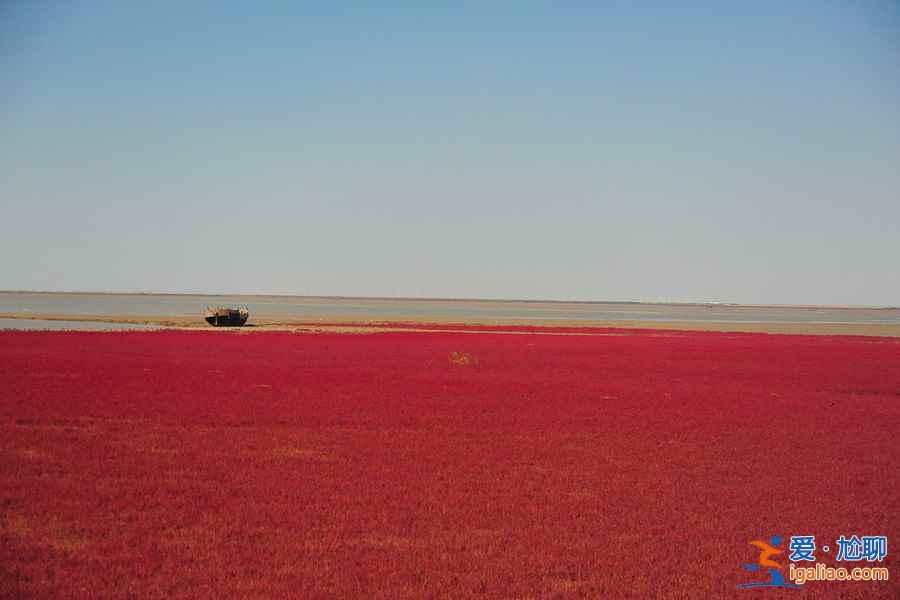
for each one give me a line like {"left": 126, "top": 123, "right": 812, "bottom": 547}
{"left": 2, "top": 2, "right": 898, "bottom": 305}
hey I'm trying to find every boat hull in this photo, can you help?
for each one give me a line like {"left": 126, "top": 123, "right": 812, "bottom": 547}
{"left": 203, "top": 307, "right": 249, "bottom": 327}
{"left": 204, "top": 315, "right": 248, "bottom": 327}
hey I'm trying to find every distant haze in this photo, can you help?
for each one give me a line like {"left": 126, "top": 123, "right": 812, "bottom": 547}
{"left": 2, "top": 3, "right": 898, "bottom": 305}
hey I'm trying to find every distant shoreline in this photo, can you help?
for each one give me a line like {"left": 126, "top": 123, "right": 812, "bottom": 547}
{"left": 2, "top": 312, "right": 899, "bottom": 337}
{"left": 0, "top": 290, "right": 895, "bottom": 311}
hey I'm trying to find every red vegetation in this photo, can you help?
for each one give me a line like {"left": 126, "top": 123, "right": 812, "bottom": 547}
{"left": 1, "top": 328, "right": 898, "bottom": 598}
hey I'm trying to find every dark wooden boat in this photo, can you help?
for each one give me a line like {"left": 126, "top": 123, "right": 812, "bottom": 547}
{"left": 204, "top": 305, "right": 249, "bottom": 327}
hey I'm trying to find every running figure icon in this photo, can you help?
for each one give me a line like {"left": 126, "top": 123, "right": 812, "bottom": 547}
{"left": 737, "top": 535, "right": 803, "bottom": 589}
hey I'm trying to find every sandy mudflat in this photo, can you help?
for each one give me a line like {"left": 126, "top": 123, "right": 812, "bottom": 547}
{"left": 2, "top": 311, "right": 899, "bottom": 337}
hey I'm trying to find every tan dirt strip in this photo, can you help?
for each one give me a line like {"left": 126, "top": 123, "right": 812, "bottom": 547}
{"left": 1, "top": 312, "right": 899, "bottom": 337}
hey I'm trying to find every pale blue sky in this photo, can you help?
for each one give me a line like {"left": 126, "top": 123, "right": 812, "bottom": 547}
{"left": 2, "top": 2, "right": 898, "bottom": 304}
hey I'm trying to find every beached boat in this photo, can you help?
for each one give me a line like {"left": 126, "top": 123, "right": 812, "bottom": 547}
{"left": 204, "top": 306, "right": 249, "bottom": 327}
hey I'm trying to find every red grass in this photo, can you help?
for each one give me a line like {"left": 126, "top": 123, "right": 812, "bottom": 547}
{"left": 1, "top": 328, "right": 898, "bottom": 598}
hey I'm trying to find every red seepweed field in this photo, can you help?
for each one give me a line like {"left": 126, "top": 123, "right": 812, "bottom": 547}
{"left": 1, "top": 327, "right": 898, "bottom": 598}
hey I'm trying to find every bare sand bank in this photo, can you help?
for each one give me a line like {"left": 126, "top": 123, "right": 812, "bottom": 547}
{"left": 2, "top": 312, "right": 899, "bottom": 337}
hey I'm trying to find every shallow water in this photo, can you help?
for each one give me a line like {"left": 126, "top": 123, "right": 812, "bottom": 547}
{"left": 0, "top": 318, "right": 156, "bottom": 331}
{"left": 1, "top": 292, "right": 898, "bottom": 325}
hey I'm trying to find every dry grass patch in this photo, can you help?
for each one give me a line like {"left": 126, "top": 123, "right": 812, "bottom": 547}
{"left": 449, "top": 351, "right": 478, "bottom": 366}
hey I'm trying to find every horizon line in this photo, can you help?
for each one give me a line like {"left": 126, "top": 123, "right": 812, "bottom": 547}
{"left": 0, "top": 289, "right": 896, "bottom": 311}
